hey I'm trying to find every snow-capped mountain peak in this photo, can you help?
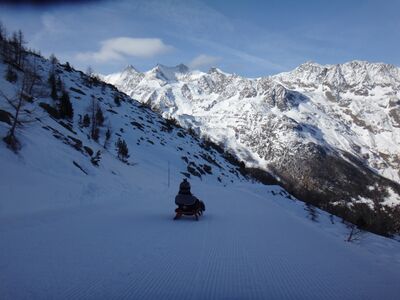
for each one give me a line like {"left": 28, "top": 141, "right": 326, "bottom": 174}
{"left": 275, "top": 60, "right": 400, "bottom": 89}
{"left": 123, "top": 64, "right": 140, "bottom": 74}
{"left": 149, "top": 63, "right": 189, "bottom": 82}
{"left": 103, "top": 60, "right": 400, "bottom": 223}
{"left": 207, "top": 67, "right": 230, "bottom": 75}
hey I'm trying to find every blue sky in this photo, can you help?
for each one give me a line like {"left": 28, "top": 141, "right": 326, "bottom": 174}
{"left": 1, "top": 0, "right": 399, "bottom": 77}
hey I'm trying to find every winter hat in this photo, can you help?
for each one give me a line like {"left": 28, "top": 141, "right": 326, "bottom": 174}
{"left": 179, "top": 178, "right": 191, "bottom": 193}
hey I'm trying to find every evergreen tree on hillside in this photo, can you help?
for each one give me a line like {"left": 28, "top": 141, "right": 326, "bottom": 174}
{"left": 0, "top": 22, "right": 12, "bottom": 63}
{"left": 92, "top": 127, "right": 100, "bottom": 142}
{"left": 114, "top": 94, "right": 121, "bottom": 107}
{"left": 82, "top": 114, "right": 90, "bottom": 128}
{"left": 48, "top": 71, "right": 57, "bottom": 100}
{"left": 115, "top": 138, "right": 129, "bottom": 162}
{"left": 59, "top": 90, "right": 73, "bottom": 119}
{"left": 64, "top": 62, "right": 72, "bottom": 72}
{"left": 85, "top": 66, "right": 95, "bottom": 87}
{"left": 104, "top": 126, "right": 112, "bottom": 149}
{"left": 9, "top": 30, "right": 26, "bottom": 68}
{"left": 56, "top": 75, "right": 63, "bottom": 91}
{"left": 5, "top": 65, "right": 17, "bottom": 83}
{"left": 89, "top": 96, "right": 100, "bottom": 140}
{"left": 86, "top": 96, "right": 106, "bottom": 142}
{"left": 96, "top": 105, "right": 104, "bottom": 127}
{"left": 49, "top": 53, "right": 59, "bottom": 65}
{"left": 0, "top": 21, "right": 6, "bottom": 42}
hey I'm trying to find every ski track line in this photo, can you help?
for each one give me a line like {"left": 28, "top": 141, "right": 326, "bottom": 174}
{"left": 54, "top": 199, "right": 170, "bottom": 299}
{"left": 117, "top": 219, "right": 199, "bottom": 299}
{"left": 192, "top": 209, "right": 211, "bottom": 298}
{"left": 64, "top": 274, "right": 110, "bottom": 300}
{"left": 119, "top": 215, "right": 186, "bottom": 299}
{"left": 192, "top": 196, "right": 261, "bottom": 299}
{"left": 120, "top": 240, "right": 192, "bottom": 299}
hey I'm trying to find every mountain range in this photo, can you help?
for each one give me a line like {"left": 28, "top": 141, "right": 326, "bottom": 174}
{"left": 103, "top": 60, "right": 400, "bottom": 234}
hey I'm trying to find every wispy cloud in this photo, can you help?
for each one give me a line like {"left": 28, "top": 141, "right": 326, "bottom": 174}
{"left": 30, "top": 13, "right": 71, "bottom": 47}
{"left": 76, "top": 37, "right": 173, "bottom": 62}
{"left": 186, "top": 36, "right": 287, "bottom": 73}
{"left": 188, "top": 54, "right": 220, "bottom": 69}
{"left": 133, "top": 0, "right": 234, "bottom": 37}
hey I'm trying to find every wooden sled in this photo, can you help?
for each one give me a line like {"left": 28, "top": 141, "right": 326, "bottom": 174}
{"left": 173, "top": 206, "right": 203, "bottom": 221}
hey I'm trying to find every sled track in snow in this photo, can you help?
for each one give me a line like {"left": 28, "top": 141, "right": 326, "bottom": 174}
{"left": 1, "top": 186, "right": 400, "bottom": 299}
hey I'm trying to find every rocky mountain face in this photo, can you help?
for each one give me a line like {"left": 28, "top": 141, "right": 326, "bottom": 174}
{"left": 103, "top": 61, "right": 400, "bottom": 235}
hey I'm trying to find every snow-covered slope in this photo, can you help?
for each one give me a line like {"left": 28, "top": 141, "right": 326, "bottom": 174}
{"left": 274, "top": 60, "right": 400, "bottom": 180}
{"left": 1, "top": 53, "right": 400, "bottom": 299}
{"left": 103, "top": 61, "right": 400, "bottom": 230}
{"left": 0, "top": 58, "right": 250, "bottom": 215}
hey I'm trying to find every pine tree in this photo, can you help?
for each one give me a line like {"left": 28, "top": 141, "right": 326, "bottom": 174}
{"left": 48, "top": 71, "right": 57, "bottom": 100}
{"left": 96, "top": 105, "right": 104, "bottom": 127}
{"left": 5, "top": 65, "right": 17, "bottom": 83}
{"left": 0, "top": 21, "right": 6, "bottom": 42}
{"left": 115, "top": 138, "right": 129, "bottom": 162}
{"left": 104, "top": 126, "right": 112, "bottom": 148}
{"left": 16, "top": 30, "right": 25, "bottom": 67}
{"left": 59, "top": 90, "right": 73, "bottom": 119}
{"left": 92, "top": 127, "right": 100, "bottom": 142}
{"left": 86, "top": 66, "right": 94, "bottom": 87}
{"left": 9, "top": 30, "right": 26, "bottom": 68}
{"left": 49, "top": 53, "right": 59, "bottom": 65}
{"left": 82, "top": 114, "right": 90, "bottom": 128}
{"left": 89, "top": 96, "right": 98, "bottom": 140}
{"left": 64, "top": 62, "right": 72, "bottom": 72}
{"left": 56, "top": 76, "right": 63, "bottom": 91}
{"left": 0, "top": 23, "right": 12, "bottom": 63}
{"left": 114, "top": 94, "right": 121, "bottom": 106}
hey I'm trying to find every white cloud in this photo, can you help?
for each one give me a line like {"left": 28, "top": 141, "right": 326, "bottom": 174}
{"left": 189, "top": 54, "right": 220, "bottom": 69}
{"left": 76, "top": 37, "right": 173, "bottom": 62}
{"left": 187, "top": 37, "right": 287, "bottom": 73}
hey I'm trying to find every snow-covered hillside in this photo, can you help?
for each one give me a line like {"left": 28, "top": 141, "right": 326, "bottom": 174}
{"left": 274, "top": 61, "right": 400, "bottom": 180}
{"left": 103, "top": 61, "right": 400, "bottom": 235}
{"left": 0, "top": 57, "right": 250, "bottom": 215}
{"left": 1, "top": 38, "right": 400, "bottom": 298}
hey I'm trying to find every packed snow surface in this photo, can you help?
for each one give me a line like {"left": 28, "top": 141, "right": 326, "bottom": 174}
{"left": 1, "top": 148, "right": 400, "bottom": 299}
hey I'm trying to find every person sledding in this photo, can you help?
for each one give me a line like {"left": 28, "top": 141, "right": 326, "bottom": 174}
{"left": 174, "top": 178, "right": 205, "bottom": 220}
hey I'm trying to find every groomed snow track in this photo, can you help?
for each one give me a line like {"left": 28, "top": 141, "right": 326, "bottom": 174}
{"left": 1, "top": 183, "right": 400, "bottom": 300}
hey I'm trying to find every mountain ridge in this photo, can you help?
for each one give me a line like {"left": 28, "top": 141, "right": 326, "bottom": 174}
{"left": 102, "top": 60, "right": 400, "bottom": 180}
{"left": 102, "top": 59, "right": 400, "bottom": 235}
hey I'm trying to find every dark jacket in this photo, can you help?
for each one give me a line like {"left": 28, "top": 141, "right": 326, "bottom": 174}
{"left": 175, "top": 194, "right": 198, "bottom": 206}
{"left": 175, "top": 179, "right": 198, "bottom": 206}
